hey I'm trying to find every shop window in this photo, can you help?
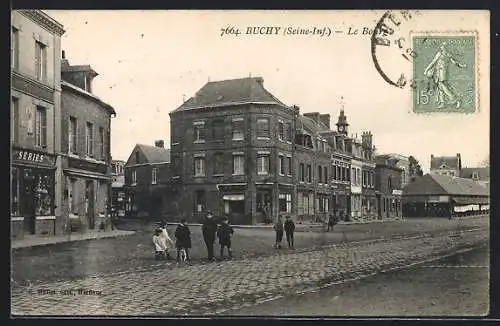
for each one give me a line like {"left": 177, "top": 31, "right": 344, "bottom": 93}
{"left": 194, "top": 190, "right": 206, "bottom": 213}
{"left": 68, "top": 178, "right": 78, "bottom": 215}
{"left": 35, "top": 106, "right": 47, "bottom": 148}
{"left": 11, "top": 167, "right": 20, "bottom": 216}
{"left": 34, "top": 170, "right": 54, "bottom": 216}
{"left": 279, "top": 193, "right": 292, "bottom": 213}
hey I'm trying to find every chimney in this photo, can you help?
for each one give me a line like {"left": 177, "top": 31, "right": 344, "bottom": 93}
{"left": 319, "top": 114, "right": 331, "bottom": 129}
{"left": 154, "top": 140, "right": 164, "bottom": 148}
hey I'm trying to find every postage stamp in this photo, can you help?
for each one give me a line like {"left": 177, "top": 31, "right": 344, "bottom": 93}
{"left": 411, "top": 32, "right": 478, "bottom": 114}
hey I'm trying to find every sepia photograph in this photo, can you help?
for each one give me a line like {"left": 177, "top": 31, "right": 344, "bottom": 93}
{"left": 10, "top": 9, "right": 490, "bottom": 317}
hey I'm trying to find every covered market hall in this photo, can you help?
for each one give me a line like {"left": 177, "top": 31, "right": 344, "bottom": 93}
{"left": 402, "top": 173, "right": 489, "bottom": 218}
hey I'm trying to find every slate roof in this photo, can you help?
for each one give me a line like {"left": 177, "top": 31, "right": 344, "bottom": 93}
{"left": 403, "top": 173, "right": 489, "bottom": 197}
{"left": 171, "top": 77, "right": 288, "bottom": 112}
{"left": 430, "top": 155, "right": 460, "bottom": 170}
{"left": 461, "top": 167, "right": 490, "bottom": 180}
{"left": 136, "top": 144, "right": 171, "bottom": 163}
{"left": 296, "top": 115, "right": 330, "bottom": 136}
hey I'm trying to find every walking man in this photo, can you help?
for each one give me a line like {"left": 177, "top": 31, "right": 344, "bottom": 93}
{"left": 274, "top": 215, "right": 284, "bottom": 249}
{"left": 284, "top": 215, "right": 295, "bottom": 249}
{"left": 202, "top": 211, "right": 218, "bottom": 261}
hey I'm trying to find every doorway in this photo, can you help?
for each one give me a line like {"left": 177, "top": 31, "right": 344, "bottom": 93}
{"left": 85, "top": 180, "right": 95, "bottom": 229}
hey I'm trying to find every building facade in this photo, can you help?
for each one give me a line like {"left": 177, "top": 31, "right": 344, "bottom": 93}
{"left": 403, "top": 173, "right": 489, "bottom": 218}
{"left": 124, "top": 141, "right": 174, "bottom": 219}
{"left": 360, "top": 132, "right": 377, "bottom": 220}
{"left": 169, "top": 77, "right": 341, "bottom": 224}
{"left": 385, "top": 153, "right": 410, "bottom": 187}
{"left": 375, "top": 155, "right": 403, "bottom": 219}
{"left": 11, "top": 10, "right": 65, "bottom": 238}
{"left": 111, "top": 160, "right": 126, "bottom": 218}
{"left": 60, "top": 53, "right": 116, "bottom": 232}
{"left": 430, "top": 153, "right": 462, "bottom": 176}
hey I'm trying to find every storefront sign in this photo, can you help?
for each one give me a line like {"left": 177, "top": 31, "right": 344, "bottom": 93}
{"left": 12, "top": 149, "right": 54, "bottom": 166}
{"left": 392, "top": 189, "right": 403, "bottom": 196}
{"left": 68, "top": 157, "right": 108, "bottom": 174}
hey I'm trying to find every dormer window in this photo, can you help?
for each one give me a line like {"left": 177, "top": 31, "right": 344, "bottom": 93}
{"left": 84, "top": 75, "right": 92, "bottom": 93}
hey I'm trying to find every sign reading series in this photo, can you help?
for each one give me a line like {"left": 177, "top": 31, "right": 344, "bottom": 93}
{"left": 16, "top": 150, "right": 46, "bottom": 163}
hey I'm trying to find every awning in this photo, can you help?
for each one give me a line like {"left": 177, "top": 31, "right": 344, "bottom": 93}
{"left": 223, "top": 194, "right": 245, "bottom": 201}
{"left": 452, "top": 197, "right": 489, "bottom": 205}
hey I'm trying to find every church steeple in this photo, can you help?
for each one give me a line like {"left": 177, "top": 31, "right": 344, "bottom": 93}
{"left": 336, "top": 96, "right": 349, "bottom": 135}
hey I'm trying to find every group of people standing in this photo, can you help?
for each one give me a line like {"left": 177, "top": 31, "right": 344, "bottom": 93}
{"left": 273, "top": 215, "right": 295, "bottom": 249}
{"left": 152, "top": 212, "right": 235, "bottom": 263}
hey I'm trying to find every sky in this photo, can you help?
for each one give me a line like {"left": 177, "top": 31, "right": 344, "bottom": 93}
{"left": 45, "top": 10, "right": 490, "bottom": 173}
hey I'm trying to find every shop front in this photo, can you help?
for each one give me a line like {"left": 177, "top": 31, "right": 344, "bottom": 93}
{"left": 11, "top": 148, "right": 56, "bottom": 238}
{"left": 332, "top": 184, "right": 350, "bottom": 221}
{"left": 217, "top": 183, "right": 250, "bottom": 225}
{"left": 64, "top": 156, "right": 111, "bottom": 231}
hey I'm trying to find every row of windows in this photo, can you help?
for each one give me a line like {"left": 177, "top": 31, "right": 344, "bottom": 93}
{"left": 131, "top": 167, "right": 158, "bottom": 186}
{"left": 11, "top": 27, "right": 47, "bottom": 83}
{"left": 11, "top": 97, "right": 47, "bottom": 148}
{"left": 188, "top": 118, "right": 336, "bottom": 154}
{"left": 68, "top": 116, "right": 107, "bottom": 160}
{"left": 193, "top": 153, "right": 272, "bottom": 177}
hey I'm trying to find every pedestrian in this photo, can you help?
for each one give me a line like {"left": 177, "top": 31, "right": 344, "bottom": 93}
{"left": 217, "top": 216, "right": 234, "bottom": 260}
{"left": 152, "top": 228, "right": 167, "bottom": 261}
{"left": 284, "top": 215, "right": 295, "bottom": 249}
{"left": 274, "top": 216, "right": 284, "bottom": 249}
{"left": 202, "top": 211, "right": 218, "bottom": 261}
{"left": 174, "top": 219, "right": 191, "bottom": 263}
{"left": 159, "top": 221, "right": 174, "bottom": 260}
{"left": 327, "top": 212, "right": 336, "bottom": 231}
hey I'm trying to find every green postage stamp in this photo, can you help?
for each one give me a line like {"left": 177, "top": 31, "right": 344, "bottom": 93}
{"left": 412, "top": 32, "right": 478, "bottom": 113}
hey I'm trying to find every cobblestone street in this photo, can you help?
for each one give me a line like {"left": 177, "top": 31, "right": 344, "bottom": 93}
{"left": 11, "top": 225, "right": 488, "bottom": 316}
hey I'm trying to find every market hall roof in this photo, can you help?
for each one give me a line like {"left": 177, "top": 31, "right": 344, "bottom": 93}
{"left": 403, "top": 173, "right": 489, "bottom": 197}
{"left": 171, "top": 77, "right": 288, "bottom": 112}
{"left": 461, "top": 167, "right": 490, "bottom": 180}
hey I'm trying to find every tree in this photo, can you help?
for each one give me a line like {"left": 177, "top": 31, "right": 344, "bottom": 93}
{"left": 408, "top": 156, "right": 424, "bottom": 182}
{"left": 479, "top": 155, "right": 489, "bottom": 168}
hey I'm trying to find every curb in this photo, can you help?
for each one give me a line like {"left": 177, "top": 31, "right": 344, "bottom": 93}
{"left": 11, "top": 230, "right": 136, "bottom": 250}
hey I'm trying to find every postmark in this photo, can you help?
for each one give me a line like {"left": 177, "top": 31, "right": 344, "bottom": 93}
{"left": 370, "top": 10, "right": 480, "bottom": 114}
{"left": 411, "top": 32, "right": 477, "bottom": 113}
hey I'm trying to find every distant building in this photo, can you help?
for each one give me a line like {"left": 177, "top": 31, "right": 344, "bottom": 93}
{"left": 375, "top": 155, "right": 403, "bottom": 219}
{"left": 402, "top": 173, "right": 489, "bottom": 218}
{"left": 461, "top": 167, "right": 490, "bottom": 190}
{"left": 430, "top": 153, "right": 462, "bottom": 177}
{"left": 111, "top": 160, "right": 126, "bottom": 218}
{"left": 10, "top": 10, "right": 65, "bottom": 238}
{"left": 124, "top": 141, "right": 174, "bottom": 219}
{"left": 60, "top": 52, "right": 116, "bottom": 232}
{"left": 384, "top": 154, "right": 410, "bottom": 187}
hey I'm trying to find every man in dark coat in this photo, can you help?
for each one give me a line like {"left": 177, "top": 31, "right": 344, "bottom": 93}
{"left": 202, "top": 211, "right": 218, "bottom": 261}
{"left": 284, "top": 215, "right": 295, "bottom": 249}
{"left": 174, "top": 219, "right": 191, "bottom": 262}
{"left": 217, "top": 216, "right": 234, "bottom": 260}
